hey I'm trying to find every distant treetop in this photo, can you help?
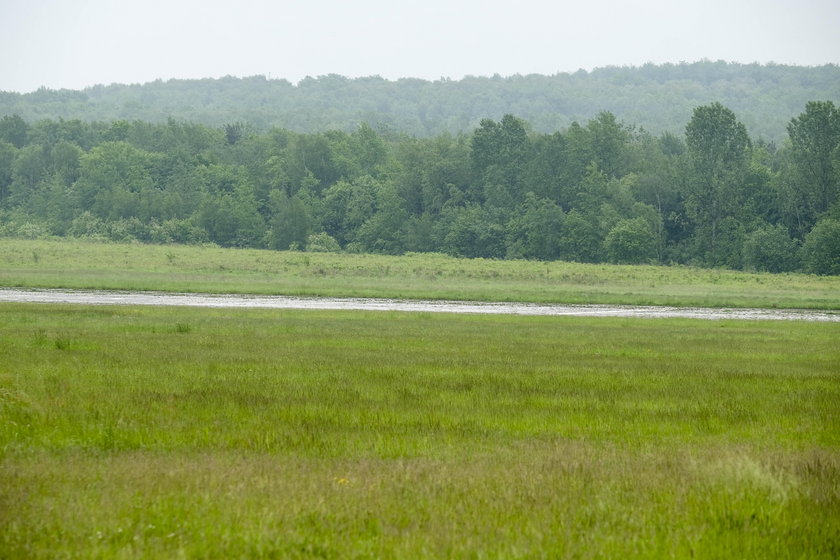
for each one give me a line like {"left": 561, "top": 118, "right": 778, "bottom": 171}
{"left": 1, "top": 61, "right": 838, "bottom": 142}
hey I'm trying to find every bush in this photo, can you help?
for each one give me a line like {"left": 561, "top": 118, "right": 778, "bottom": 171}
{"left": 558, "top": 210, "right": 603, "bottom": 263}
{"left": 0, "top": 211, "right": 55, "bottom": 239}
{"left": 442, "top": 206, "right": 506, "bottom": 259}
{"left": 742, "top": 224, "right": 799, "bottom": 272}
{"left": 801, "top": 219, "right": 840, "bottom": 275}
{"left": 150, "top": 219, "right": 210, "bottom": 245}
{"left": 604, "top": 217, "right": 657, "bottom": 264}
{"left": 67, "top": 212, "right": 108, "bottom": 240}
{"left": 305, "top": 232, "right": 341, "bottom": 253}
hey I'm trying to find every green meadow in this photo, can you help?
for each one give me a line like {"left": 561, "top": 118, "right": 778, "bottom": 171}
{"left": 3, "top": 238, "right": 840, "bottom": 308}
{"left": 1, "top": 303, "right": 839, "bottom": 558}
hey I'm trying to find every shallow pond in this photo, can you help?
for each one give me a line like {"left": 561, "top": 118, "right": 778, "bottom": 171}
{"left": 2, "top": 288, "right": 838, "bottom": 322}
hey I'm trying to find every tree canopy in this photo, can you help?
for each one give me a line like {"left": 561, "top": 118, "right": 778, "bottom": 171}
{"left": 1, "top": 99, "right": 839, "bottom": 274}
{"left": 2, "top": 62, "right": 838, "bottom": 144}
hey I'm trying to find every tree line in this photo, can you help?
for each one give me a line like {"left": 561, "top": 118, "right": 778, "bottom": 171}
{"left": 1, "top": 100, "right": 839, "bottom": 274}
{"left": 2, "top": 61, "right": 839, "bottom": 144}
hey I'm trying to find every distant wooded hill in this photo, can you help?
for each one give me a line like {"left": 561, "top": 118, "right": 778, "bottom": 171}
{"left": 1, "top": 61, "right": 839, "bottom": 143}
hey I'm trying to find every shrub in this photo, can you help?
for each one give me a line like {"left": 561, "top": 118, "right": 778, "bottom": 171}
{"left": 801, "top": 218, "right": 840, "bottom": 275}
{"left": 604, "top": 217, "right": 657, "bottom": 264}
{"left": 742, "top": 224, "right": 799, "bottom": 272}
{"left": 305, "top": 232, "right": 341, "bottom": 253}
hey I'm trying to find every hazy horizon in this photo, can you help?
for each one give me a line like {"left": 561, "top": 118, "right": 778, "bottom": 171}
{"left": 2, "top": 0, "right": 839, "bottom": 94}
{"left": 6, "top": 59, "right": 840, "bottom": 93}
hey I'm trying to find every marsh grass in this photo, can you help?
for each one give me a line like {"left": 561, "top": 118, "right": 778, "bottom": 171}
{"left": 2, "top": 238, "right": 840, "bottom": 309}
{"left": 1, "top": 304, "right": 839, "bottom": 557}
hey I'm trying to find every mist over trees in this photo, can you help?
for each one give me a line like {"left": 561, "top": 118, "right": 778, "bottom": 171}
{"left": 1, "top": 95, "right": 839, "bottom": 273}
{"left": 2, "top": 61, "right": 839, "bottom": 144}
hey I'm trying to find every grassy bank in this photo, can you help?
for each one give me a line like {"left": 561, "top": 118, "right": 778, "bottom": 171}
{"left": 1, "top": 304, "right": 838, "bottom": 557}
{"left": 2, "top": 238, "right": 840, "bottom": 308}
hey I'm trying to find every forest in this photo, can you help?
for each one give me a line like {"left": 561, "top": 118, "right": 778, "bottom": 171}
{"left": 2, "top": 61, "right": 839, "bottom": 144}
{"left": 1, "top": 96, "right": 839, "bottom": 274}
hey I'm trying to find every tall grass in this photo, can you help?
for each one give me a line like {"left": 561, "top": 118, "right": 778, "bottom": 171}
{"left": 1, "top": 304, "right": 838, "bottom": 557}
{"left": 2, "top": 238, "right": 840, "bottom": 308}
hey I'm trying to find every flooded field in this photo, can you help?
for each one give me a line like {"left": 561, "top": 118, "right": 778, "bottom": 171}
{"left": 2, "top": 288, "right": 838, "bottom": 321}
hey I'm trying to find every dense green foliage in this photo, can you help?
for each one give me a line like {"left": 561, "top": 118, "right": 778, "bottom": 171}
{"left": 1, "top": 304, "right": 839, "bottom": 557}
{"left": 1, "top": 97, "right": 839, "bottom": 272}
{"left": 2, "top": 62, "right": 839, "bottom": 143}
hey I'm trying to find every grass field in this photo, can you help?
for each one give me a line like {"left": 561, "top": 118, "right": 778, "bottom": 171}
{"left": 2, "top": 238, "right": 840, "bottom": 309}
{"left": 1, "top": 303, "right": 839, "bottom": 558}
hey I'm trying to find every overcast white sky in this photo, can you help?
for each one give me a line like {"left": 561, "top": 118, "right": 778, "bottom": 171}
{"left": 1, "top": 0, "right": 838, "bottom": 93}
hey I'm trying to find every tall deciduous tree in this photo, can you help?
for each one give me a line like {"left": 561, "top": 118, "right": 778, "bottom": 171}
{"left": 49, "top": 141, "right": 83, "bottom": 187}
{"left": 0, "top": 115, "right": 29, "bottom": 148}
{"left": 504, "top": 193, "right": 565, "bottom": 260}
{"left": 587, "top": 111, "right": 631, "bottom": 178}
{"left": 319, "top": 176, "right": 379, "bottom": 246}
{"left": 470, "top": 115, "right": 530, "bottom": 204}
{"left": 684, "top": 102, "right": 751, "bottom": 265}
{"left": 786, "top": 101, "right": 840, "bottom": 234}
{"left": 266, "top": 190, "right": 310, "bottom": 250}
{"left": 9, "top": 144, "right": 48, "bottom": 206}
{"left": 74, "top": 141, "right": 160, "bottom": 219}
{"left": 352, "top": 123, "right": 387, "bottom": 178}
{"left": 0, "top": 141, "right": 17, "bottom": 202}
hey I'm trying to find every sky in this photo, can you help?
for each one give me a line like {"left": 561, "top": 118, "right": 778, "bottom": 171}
{"left": 1, "top": 0, "right": 839, "bottom": 93}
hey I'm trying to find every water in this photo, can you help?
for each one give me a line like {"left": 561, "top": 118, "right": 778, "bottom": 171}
{"left": 1, "top": 288, "right": 838, "bottom": 322}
